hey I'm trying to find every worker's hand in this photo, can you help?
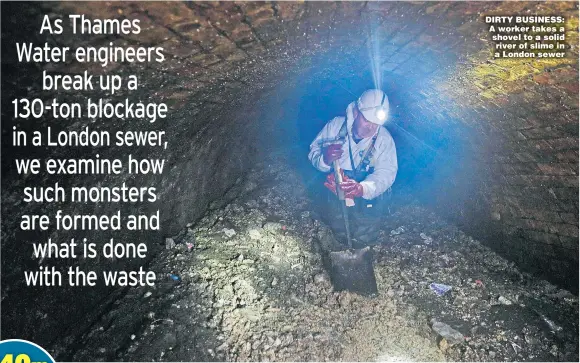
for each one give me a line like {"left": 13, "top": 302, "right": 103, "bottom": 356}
{"left": 323, "top": 170, "right": 346, "bottom": 195}
{"left": 322, "top": 143, "right": 343, "bottom": 165}
{"left": 340, "top": 179, "right": 364, "bottom": 199}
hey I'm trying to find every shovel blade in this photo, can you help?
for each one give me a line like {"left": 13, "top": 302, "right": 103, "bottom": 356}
{"left": 329, "top": 246, "right": 378, "bottom": 296}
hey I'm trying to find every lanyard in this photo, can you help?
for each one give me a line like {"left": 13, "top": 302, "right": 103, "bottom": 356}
{"left": 347, "top": 127, "right": 378, "bottom": 174}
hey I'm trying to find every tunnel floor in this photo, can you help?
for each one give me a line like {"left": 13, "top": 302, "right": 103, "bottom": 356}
{"left": 62, "top": 153, "right": 578, "bottom": 362}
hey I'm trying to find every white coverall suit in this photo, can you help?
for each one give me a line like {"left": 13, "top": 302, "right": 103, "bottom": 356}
{"left": 308, "top": 102, "right": 398, "bottom": 245}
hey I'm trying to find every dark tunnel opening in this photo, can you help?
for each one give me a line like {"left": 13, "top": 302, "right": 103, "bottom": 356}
{"left": 1, "top": 1, "right": 578, "bottom": 362}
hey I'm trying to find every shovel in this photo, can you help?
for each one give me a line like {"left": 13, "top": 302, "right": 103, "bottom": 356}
{"left": 328, "top": 161, "right": 378, "bottom": 297}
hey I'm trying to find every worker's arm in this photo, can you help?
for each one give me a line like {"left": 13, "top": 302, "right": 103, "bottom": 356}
{"left": 359, "top": 132, "right": 398, "bottom": 200}
{"left": 308, "top": 118, "right": 342, "bottom": 172}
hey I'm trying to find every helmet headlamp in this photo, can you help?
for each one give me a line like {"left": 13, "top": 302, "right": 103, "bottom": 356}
{"left": 375, "top": 92, "right": 387, "bottom": 121}
{"left": 359, "top": 91, "right": 388, "bottom": 122}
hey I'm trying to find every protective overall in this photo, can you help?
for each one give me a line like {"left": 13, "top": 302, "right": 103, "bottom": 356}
{"left": 308, "top": 102, "right": 398, "bottom": 200}
{"left": 309, "top": 91, "right": 398, "bottom": 246}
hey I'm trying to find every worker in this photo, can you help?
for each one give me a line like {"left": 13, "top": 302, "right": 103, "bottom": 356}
{"left": 308, "top": 89, "right": 398, "bottom": 246}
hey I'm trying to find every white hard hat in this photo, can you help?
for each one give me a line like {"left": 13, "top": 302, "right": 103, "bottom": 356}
{"left": 357, "top": 89, "right": 389, "bottom": 125}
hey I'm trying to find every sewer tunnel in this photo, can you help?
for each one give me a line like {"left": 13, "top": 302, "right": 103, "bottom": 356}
{"left": 1, "top": 1, "right": 578, "bottom": 361}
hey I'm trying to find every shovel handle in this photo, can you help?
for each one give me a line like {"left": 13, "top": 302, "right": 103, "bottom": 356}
{"left": 332, "top": 161, "right": 345, "bottom": 201}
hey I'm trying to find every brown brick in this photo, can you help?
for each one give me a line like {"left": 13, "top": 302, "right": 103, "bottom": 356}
{"left": 525, "top": 230, "right": 561, "bottom": 245}
{"left": 160, "top": 38, "right": 203, "bottom": 58}
{"left": 528, "top": 187, "right": 560, "bottom": 201}
{"left": 507, "top": 130, "right": 528, "bottom": 141}
{"left": 555, "top": 200, "right": 579, "bottom": 212}
{"left": 500, "top": 186, "right": 524, "bottom": 197}
{"left": 57, "top": 2, "right": 124, "bottom": 20}
{"left": 211, "top": 40, "right": 246, "bottom": 62}
{"left": 555, "top": 150, "right": 579, "bottom": 162}
{"left": 501, "top": 224, "right": 522, "bottom": 237}
{"left": 511, "top": 163, "right": 540, "bottom": 174}
{"left": 124, "top": 14, "right": 176, "bottom": 44}
{"left": 550, "top": 223, "right": 579, "bottom": 237}
{"left": 559, "top": 235, "right": 579, "bottom": 249}
{"left": 531, "top": 139, "right": 555, "bottom": 152}
{"left": 537, "top": 163, "right": 577, "bottom": 176}
{"left": 521, "top": 127, "right": 568, "bottom": 140}
{"left": 505, "top": 217, "right": 551, "bottom": 232}
{"left": 559, "top": 213, "right": 579, "bottom": 225}
{"left": 533, "top": 73, "right": 552, "bottom": 85}
{"left": 189, "top": 53, "right": 222, "bottom": 67}
{"left": 535, "top": 113, "right": 577, "bottom": 127}
{"left": 237, "top": 2, "right": 274, "bottom": 17}
{"left": 207, "top": 10, "right": 244, "bottom": 33}
{"left": 504, "top": 192, "right": 574, "bottom": 213}
{"left": 560, "top": 82, "right": 579, "bottom": 94}
{"left": 514, "top": 152, "right": 538, "bottom": 163}
{"left": 275, "top": 2, "right": 305, "bottom": 20}
{"left": 507, "top": 117, "right": 540, "bottom": 130}
{"left": 547, "top": 137, "right": 578, "bottom": 151}
{"left": 516, "top": 208, "right": 563, "bottom": 223}
{"left": 551, "top": 187, "right": 579, "bottom": 201}
{"left": 230, "top": 24, "right": 255, "bottom": 44}
{"left": 499, "top": 164, "right": 515, "bottom": 175}
{"left": 503, "top": 175, "right": 532, "bottom": 186}
{"left": 141, "top": 2, "right": 195, "bottom": 25}
{"left": 527, "top": 175, "right": 578, "bottom": 187}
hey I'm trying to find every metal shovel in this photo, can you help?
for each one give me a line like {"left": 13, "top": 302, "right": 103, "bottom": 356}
{"left": 328, "top": 161, "right": 378, "bottom": 297}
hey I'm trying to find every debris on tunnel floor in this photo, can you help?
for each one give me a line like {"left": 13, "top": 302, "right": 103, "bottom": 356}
{"left": 69, "top": 155, "right": 577, "bottom": 362}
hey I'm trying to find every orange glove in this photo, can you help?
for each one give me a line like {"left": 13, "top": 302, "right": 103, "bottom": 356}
{"left": 340, "top": 179, "right": 364, "bottom": 199}
{"left": 322, "top": 143, "right": 343, "bottom": 165}
{"left": 324, "top": 169, "right": 347, "bottom": 195}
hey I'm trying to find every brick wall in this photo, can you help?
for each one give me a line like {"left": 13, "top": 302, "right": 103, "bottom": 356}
{"left": 426, "top": 1, "right": 579, "bottom": 291}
